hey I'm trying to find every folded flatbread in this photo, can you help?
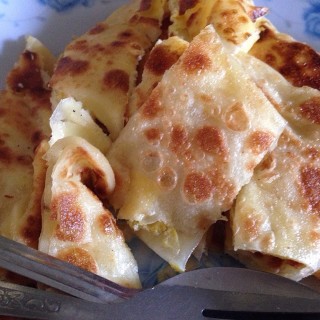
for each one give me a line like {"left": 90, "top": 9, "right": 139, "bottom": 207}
{"left": 249, "top": 19, "right": 320, "bottom": 90}
{"left": 129, "top": 36, "right": 189, "bottom": 116}
{"left": 107, "top": 25, "right": 286, "bottom": 271}
{"left": 228, "top": 52, "right": 320, "bottom": 280}
{"left": 168, "top": 0, "right": 267, "bottom": 51}
{"left": 0, "top": 36, "right": 54, "bottom": 249}
{"left": 50, "top": 0, "right": 167, "bottom": 140}
{"left": 39, "top": 136, "right": 141, "bottom": 288}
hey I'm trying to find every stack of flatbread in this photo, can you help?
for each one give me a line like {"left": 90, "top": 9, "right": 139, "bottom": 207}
{"left": 0, "top": 0, "right": 319, "bottom": 291}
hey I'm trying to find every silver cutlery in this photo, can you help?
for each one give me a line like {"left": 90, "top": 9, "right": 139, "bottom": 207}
{"left": 0, "top": 235, "right": 320, "bottom": 319}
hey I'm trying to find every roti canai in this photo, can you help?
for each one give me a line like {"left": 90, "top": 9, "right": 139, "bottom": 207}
{"left": 107, "top": 25, "right": 286, "bottom": 271}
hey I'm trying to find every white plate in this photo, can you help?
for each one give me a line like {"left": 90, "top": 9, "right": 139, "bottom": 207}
{"left": 0, "top": 0, "right": 319, "bottom": 288}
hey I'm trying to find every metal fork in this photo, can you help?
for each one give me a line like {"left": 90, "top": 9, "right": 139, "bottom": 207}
{"left": 0, "top": 278, "right": 320, "bottom": 319}
{"left": 0, "top": 235, "right": 320, "bottom": 319}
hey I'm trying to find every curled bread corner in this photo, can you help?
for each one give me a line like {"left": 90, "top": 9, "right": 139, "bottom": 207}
{"left": 49, "top": 97, "right": 112, "bottom": 154}
{"left": 25, "top": 35, "right": 56, "bottom": 84}
{"left": 40, "top": 136, "right": 141, "bottom": 289}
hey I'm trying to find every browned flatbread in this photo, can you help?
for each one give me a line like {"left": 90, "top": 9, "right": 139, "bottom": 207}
{"left": 50, "top": 0, "right": 167, "bottom": 140}
{"left": 2, "top": 0, "right": 320, "bottom": 289}
{"left": 228, "top": 51, "right": 320, "bottom": 280}
{"left": 39, "top": 136, "right": 141, "bottom": 288}
{"left": 168, "top": 0, "right": 268, "bottom": 51}
{"left": 107, "top": 25, "right": 286, "bottom": 271}
{"left": 129, "top": 36, "right": 189, "bottom": 116}
{"left": 0, "top": 37, "right": 54, "bottom": 288}
{"left": 0, "top": 37, "right": 54, "bottom": 248}
{"left": 249, "top": 19, "right": 320, "bottom": 90}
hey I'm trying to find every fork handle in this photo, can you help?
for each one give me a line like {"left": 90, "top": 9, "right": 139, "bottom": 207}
{"left": 0, "top": 281, "right": 107, "bottom": 320}
{"left": 2, "top": 279, "right": 320, "bottom": 320}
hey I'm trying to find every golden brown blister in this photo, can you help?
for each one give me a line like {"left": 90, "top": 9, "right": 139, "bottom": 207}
{"left": 14, "top": 140, "right": 49, "bottom": 249}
